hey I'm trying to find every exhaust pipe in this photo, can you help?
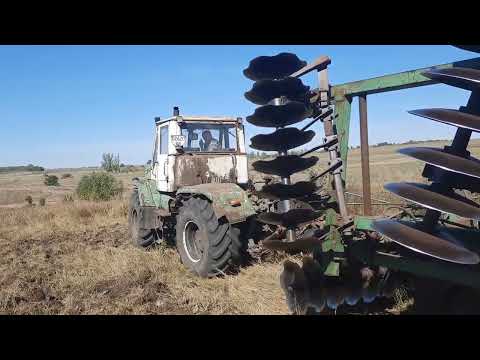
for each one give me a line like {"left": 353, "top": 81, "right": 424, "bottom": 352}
{"left": 173, "top": 106, "right": 180, "bottom": 116}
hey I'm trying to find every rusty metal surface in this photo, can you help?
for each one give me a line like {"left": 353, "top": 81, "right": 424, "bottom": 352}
{"left": 385, "top": 182, "right": 480, "bottom": 220}
{"left": 422, "top": 68, "right": 480, "bottom": 91}
{"left": 244, "top": 77, "right": 309, "bottom": 105}
{"left": 257, "top": 208, "right": 322, "bottom": 227}
{"left": 252, "top": 155, "right": 318, "bottom": 177}
{"left": 176, "top": 182, "right": 256, "bottom": 224}
{"left": 243, "top": 53, "right": 307, "bottom": 81}
{"left": 290, "top": 55, "right": 331, "bottom": 78}
{"left": 359, "top": 94, "right": 372, "bottom": 216}
{"left": 372, "top": 219, "right": 480, "bottom": 265}
{"left": 258, "top": 181, "right": 317, "bottom": 200}
{"left": 398, "top": 147, "right": 480, "bottom": 179}
{"left": 173, "top": 154, "right": 238, "bottom": 187}
{"left": 250, "top": 128, "right": 315, "bottom": 152}
{"left": 409, "top": 108, "right": 480, "bottom": 132}
{"left": 246, "top": 101, "right": 311, "bottom": 128}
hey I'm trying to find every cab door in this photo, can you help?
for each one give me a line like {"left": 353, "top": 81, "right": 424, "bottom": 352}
{"left": 153, "top": 123, "right": 170, "bottom": 191}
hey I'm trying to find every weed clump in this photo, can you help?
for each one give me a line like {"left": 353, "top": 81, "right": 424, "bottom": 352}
{"left": 39, "top": 198, "right": 46, "bottom": 206}
{"left": 25, "top": 195, "right": 33, "bottom": 206}
{"left": 44, "top": 175, "right": 60, "bottom": 186}
{"left": 61, "top": 173, "right": 73, "bottom": 179}
{"left": 76, "top": 172, "right": 123, "bottom": 201}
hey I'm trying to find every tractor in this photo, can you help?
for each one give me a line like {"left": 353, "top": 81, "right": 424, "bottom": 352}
{"left": 128, "top": 107, "right": 261, "bottom": 277}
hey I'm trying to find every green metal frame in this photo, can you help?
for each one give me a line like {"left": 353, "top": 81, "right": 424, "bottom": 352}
{"left": 331, "top": 57, "right": 480, "bottom": 182}
{"left": 321, "top": 57, "right": 480, "bottom": 287}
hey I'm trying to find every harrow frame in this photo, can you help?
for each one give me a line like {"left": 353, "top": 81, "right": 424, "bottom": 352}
{"left": 314, "top": 55, "right": 480, "bottom": 288}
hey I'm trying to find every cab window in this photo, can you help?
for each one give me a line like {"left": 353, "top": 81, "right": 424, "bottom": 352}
{"left": 152, "top": 131, "right": 159, "bottom": 163}
{"left": 180, "top": 123, "right": 237, "bottom": 153}
{"left": 160, "top": 126, "right": 169, "bottom": 154}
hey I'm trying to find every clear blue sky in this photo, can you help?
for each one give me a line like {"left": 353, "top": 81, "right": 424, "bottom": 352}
{"left": 0, "top": 45, "right": 477, "bottom": 169}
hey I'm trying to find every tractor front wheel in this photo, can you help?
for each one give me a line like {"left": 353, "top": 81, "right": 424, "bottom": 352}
{"left": 175, "top": 197, "right": 244, "bottom": 278}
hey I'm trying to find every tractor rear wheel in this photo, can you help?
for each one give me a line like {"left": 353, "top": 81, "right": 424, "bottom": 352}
{"left": 128, "top": 189, "right": 156, "bottom": 248}
{"left": 175, "top": 197, "right": 244, "bottom": 278}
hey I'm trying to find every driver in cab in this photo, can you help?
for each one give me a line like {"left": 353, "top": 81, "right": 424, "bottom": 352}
{"left": 200, "top": 130, "right": 220, "bottom": 151}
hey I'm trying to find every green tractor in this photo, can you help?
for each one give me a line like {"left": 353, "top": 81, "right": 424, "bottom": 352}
{"left": 128, "top": 107, "right": 259, "bottom": 278}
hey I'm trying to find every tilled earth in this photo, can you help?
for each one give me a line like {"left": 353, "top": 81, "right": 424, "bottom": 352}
{"left": 0, "top": 199, "right": 412, "bottom": 315}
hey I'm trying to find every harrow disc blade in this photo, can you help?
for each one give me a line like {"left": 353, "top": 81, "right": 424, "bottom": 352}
{"left": 246, "top": 101, "right": 311, "bottom": 128}
{"left": 252, "top": 155, "right": 318, "bottom": 177}
{"left": 398, "top": 147, "right": 480, "bottom": 179}
{"left": 385, "top": 182, "right": 480, "bottom": 220}
{"left": 250, "top": 128, "right": 315, "bottom": 152}
{"left": 280, "top": 260, "right": 309, "bottom": 314}
{"left": 454, "top": 45, "right": 480, "bottom": 53}
{"left": 326, "top": 287, "right": 346, "bottom": 310}
{"left": 372, "top": 219, "right": 480, "bottom": 265}
{"left": 422, "top": 68, "right": 480, "bottom": 91}
{"left": 243, "top": 53, "right": 307, "bottom": 81}
{"left": 245, "top": 77, "right": 310, "bottom": 105}
{"left": 259, "top": 181, "right": 317, "bottom": 200}
{"left": 409, "top": 108, "right": 480, "bottom": 132}
{"left": 257, "top": 208, "right": 323, "bottom": 228}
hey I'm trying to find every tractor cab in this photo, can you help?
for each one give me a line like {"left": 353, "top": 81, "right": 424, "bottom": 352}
{"left": 151, "top": 107, "right": 248, "bottom": 192}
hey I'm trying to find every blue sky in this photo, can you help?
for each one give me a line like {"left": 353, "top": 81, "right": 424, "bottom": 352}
{"left": 0, "top": 45, "right": 477, "bottom": 169}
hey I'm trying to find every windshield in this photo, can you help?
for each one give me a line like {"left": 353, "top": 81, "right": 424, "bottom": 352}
{"left": 180, "top": 122, "right": 238, "bottom": 153}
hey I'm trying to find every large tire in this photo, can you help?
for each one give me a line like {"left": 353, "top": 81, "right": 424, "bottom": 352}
{"left": 128, "top": 189, "right": 156, "bottom": 248}
{"left": 175, "top": 197, "right": 245, "bottom": 278}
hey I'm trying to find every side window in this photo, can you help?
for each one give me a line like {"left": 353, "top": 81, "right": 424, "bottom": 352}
{"left": 227, "top": 127, "right": 237, "bottom": 151}
{"left": 152, "top": 129, "right": 159, "bottom": 163}
{"left": 160, "top": 126, "right": 169, "bottom": 154}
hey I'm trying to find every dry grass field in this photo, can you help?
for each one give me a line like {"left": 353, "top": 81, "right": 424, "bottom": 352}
{"left": 2, "top": 139, "right": 480, "bottom": 315}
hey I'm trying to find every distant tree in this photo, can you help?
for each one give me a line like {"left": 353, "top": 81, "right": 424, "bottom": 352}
{"left": 101, "top": 153, "right": 121, "bottom": 172}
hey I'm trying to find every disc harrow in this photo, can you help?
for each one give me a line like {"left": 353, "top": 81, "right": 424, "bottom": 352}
{"left": 243, "top": 53, "right": 329, "bottom": 244}
{"left": 373, "top": 64, "right": 480, "bottom": 265}
{"left": 246, "top": 47, "right": 480, "bottom": 314}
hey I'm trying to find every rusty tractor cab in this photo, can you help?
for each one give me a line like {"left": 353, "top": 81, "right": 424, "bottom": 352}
{"left": 128, "top": 107, "right": 256, "bottom": 278}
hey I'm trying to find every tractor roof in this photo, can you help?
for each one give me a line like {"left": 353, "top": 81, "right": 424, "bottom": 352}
{"left": 155, "top": 115, "right": 241, "bottom": 125}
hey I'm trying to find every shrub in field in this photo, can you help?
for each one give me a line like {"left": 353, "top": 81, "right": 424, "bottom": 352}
{"left": 25, "top": 195, "right": 33, "bottom": 206}
{"left": 44, "top": 175, "right": 59, "bottom": 186}
{"left": 39, "top": 198, "right": 46, "bottom": 206}
{"left": 76, "top": 172, "right": 124, "bottom": 201}
{"left": 61, "top": 173, "right": 73, "bottom": 179}
{"left": 120, "top": 165, "right": 136, "bottom": 173}
{"left": 63, "top": 193, "right": 75, "bottom": 202}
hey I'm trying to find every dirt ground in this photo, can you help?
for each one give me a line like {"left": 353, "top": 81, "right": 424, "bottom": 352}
{"left": 2, "top": 139, "right": 479, "bottom": 314}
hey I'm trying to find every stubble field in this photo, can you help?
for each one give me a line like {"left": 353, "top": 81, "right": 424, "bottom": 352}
{"left": 2, "top": 139, "right": 480, "bottom": 314}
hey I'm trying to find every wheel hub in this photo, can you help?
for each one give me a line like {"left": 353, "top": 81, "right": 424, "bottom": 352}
{"left": 183, "top": 221, "right": 203, "bottom": 263}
